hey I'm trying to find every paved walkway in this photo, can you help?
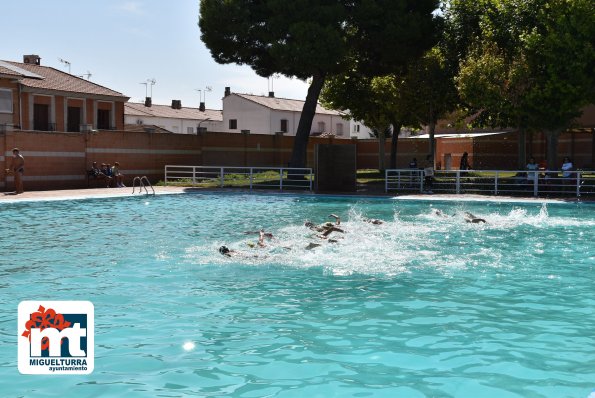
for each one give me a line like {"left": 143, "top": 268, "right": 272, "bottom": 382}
{"left": 0, "top": 186, "right": 189, "bottom": 203}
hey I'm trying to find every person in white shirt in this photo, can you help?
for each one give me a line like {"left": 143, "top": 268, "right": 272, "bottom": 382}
{"left": 561, "top": 157, "right": 574, "bottom": 178}
{"left": 526, "top": 157, "right": 539, "bottom": 183}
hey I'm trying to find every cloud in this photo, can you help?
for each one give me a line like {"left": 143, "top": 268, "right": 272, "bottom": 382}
{"left": 115, "top": 1, "right": 143, "bottom": 14}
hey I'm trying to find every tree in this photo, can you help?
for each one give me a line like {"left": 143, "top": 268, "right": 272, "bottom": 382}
{"left": 446, "top": 0, "right": 595, "bottom": 169}
{"left": 199, "top": 0, "right": 439, "bottom": 167}
{"left": 321, "top": 47, "right": 457, "bottom": 169}
{"left": 403, "top": 48, "right": 458, "bottom": 161}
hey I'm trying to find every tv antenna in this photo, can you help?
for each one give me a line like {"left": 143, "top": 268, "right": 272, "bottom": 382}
{"left": 267, "top": 74, "right": 281, "bottom": 93}
{"left": 147, "top": 78, "right": 156, "bottom": 97}
{"left": 141, "top": 78, "right": 156, "bottom": 98}
{"left": 58, "top": 58, "right": 71, "bottom": 74}
{"left": 195, "top": 86, "right": 212, "bottom": 103}
{"left": 77, "top": 70, "right": 92, "bottom": 80}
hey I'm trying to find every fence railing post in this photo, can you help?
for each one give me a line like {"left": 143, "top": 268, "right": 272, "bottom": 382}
{"left": 495, "top": 172, "right": 498, "bottom": 195}
{"left": 384, "top": 169, "right": 389, "bottom": 193}
{"left": 309, "top": 169, "right": 313, "bottom": 191}
{"left": 164, "top": 166, "right": 168, "bottom": 186}
{"left": 192, "top": 167, "right": 196, "bottom": 186}
{"left": 456, "top": 171, "right": 461, "bottom": 194}
{"left": 280, "top": 168, "right": 283, "bottom": 191}
{"left": 249, "top": 168, "right": 253, "bottom": 190}
{"left": 220, "top": 167, "right": 224, "bottom": 187}
{"left": 533, "top": 174, "right": 538, "bottom": 197}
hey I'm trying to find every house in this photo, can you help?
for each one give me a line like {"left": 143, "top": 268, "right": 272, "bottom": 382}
{"left": 0, "top": 55, "right": 129, "bottom": 132}
{"left": 221, "top": 88, "right": 374, "bottom": 139}
{"left": 124, "top": 101, "right": 222, "bottom": 134}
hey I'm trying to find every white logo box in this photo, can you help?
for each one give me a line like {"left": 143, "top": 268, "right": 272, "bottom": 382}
{"left": 18, "top": 301, "right": 94, "bottom": 375}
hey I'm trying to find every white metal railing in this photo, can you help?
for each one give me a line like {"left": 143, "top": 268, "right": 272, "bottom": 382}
{"left": 165, "top": 166, "right": 313, "bottom": 191}
{"left": 386, "top": 169, "right": 594, "bottom": 197}
{"left": 132, "top": 176, "right": 155, "bottom": 195}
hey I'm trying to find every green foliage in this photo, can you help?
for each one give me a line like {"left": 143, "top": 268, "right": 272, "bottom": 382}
{"left": 446, "top": 0, "right": 594, "bottom": 167}
{"left": 199, "top": 0, "right": 440, "bottom": 167}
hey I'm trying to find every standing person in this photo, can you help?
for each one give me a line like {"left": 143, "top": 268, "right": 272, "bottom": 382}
{"left": 526, "top": 157, "right": 539, "bottom": 184}
{"left": 6, "top": 148, "right": 25, "bottom": 194}
{"left": 423, "top": 155, "right": 434, "bottom": 194}
{"left": 460, "top": 152, "right": 471, "bottom": 171}
{"left": 111, "top": 162, "right": 125, "bottom": 187}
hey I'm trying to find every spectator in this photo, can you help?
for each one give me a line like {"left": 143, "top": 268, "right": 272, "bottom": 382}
{"left": 561, "top": 157, "right": 574, "bottom": 178}
{"left": 526, "top": 157, "right": 539, "bottom": 184}
{"left": 423, "top": 155, "right": 434, "bottom": 194}
{"left": 112, "top": 162, "right": 125, "bottom": 188}
{"left": 6, "top": 148, "right": 25, "bottom": 194}
{"left": 460, "top": 152, "right": 471, "bottom": 171}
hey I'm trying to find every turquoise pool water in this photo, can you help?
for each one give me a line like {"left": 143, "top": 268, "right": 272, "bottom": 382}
{"left": 1, "top": 193, "right": 594, "bottom": 397}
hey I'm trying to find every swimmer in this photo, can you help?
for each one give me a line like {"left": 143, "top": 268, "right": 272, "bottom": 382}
{"left": 244, "top": 230, "right": 274, "bottom": 239}
{"left": 464, "top": 212, "right": 486, "bottom": 223}
{"left": 433, "top": 209, "right": 449, "bottom": 218}
{"left": 258, "top": 229, "right": 266, "bottom": 247}
{"left": 363, "top": 218, "right": 383, "bottom": 225}
{"left": 329, "top": 214, "right": 341, "bottom": 225}
{"left": 218, "top": 246, "right": 237, "bottom": 257}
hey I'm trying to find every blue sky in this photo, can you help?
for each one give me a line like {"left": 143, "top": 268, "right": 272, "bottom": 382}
{"left": 3, "top": 0, "right": 310, "bottom": 109}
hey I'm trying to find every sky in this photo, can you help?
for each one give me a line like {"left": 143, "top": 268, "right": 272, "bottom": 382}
{"left": 3, "top": 0, "right": 310, "bottom": 110}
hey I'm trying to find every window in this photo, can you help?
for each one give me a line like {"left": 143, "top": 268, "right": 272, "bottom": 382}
{"left": 229, "top": 119, "right": 237, "bottom": 129}
{"left": 97, "top": 109, "right": 110, "bottom": 129}
{"left": 67, "top": 107, "right": 81, "bottom": 132}
{"left": 336, "top": 123, "right": 343, "bottom": 136}
{"left": 187, "top": 127, "right": 194, "bottom": 134}
{"left": 317, "top": 121, "right": 325, "bottom": 133}
{"left": 280, "top": 119, "right": 288, "bottom": 133}
{"left": 33, "top": 103, "right": 50, "bottom": 131}
{"left": 0, "top": 89, "right": 12, "bottom": 113}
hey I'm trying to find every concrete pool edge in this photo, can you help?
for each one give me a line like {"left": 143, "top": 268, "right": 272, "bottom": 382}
{"left": 0, "top": 186, "right": 591, "bottom": 204}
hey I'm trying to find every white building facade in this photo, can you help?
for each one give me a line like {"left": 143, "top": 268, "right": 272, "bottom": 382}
{"left": 222, "top": 92, "right": 373, "bottom": 139}
{"left": 124, "top": 101, "right": 223, "bottom": 134}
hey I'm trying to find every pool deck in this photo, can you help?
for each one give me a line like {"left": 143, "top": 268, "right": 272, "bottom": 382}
{"left": 0, "top": 186, "right": 588, "bottom": 204}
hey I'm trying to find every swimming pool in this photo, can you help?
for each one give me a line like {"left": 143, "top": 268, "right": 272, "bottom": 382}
{"left": 1, "top": 193, "right": 594, "bottom": 397}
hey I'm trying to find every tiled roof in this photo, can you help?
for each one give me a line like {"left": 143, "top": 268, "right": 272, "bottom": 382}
{"left": 232, "top": 93, "right": 345, "bottom": 116}
{"left": 125, "top": 102, "right": 223, "bottom": 121}
{"left": 2, "top": 60, "right": 128, "bottom": 98}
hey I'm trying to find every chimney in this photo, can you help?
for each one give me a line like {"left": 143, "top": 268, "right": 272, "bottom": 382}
{"left": 224, "top": 87, "right": 231, "bottom": 97}
{"left": 145, "top": 97, "right": 152, "bottom": 107}
{"left": 268, "top": 91, "right": 275, "bottom": 98}
{"left": 199, "top": 102, "right": 205, "bottom": 112}
{"left": 171, "top": 100, "right": 182, "bottom": 109}
{"left": 23, "top": 54, "right": 41, "bottom": 65}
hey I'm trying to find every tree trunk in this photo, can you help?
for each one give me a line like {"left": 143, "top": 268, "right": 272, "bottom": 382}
{"left": 288, "top": 72, "right": 326, "bottom": 168}
{"left": 517, "top": 128, "right": 526, "bottom": 169}
{"left": 545, "top": 129, "right": 561, "bottom": 170}
{"left": 428, "top": 121, "right": 436, "bottom": 161}
{"left": 378, "top": 128, "right": 386, "bottom": 171}
{"left": 389, "top": 121, "right": 401, "bottom": 169}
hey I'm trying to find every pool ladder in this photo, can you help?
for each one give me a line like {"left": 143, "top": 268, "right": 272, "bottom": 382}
{"left": 132, "top": 176, "right": 155, "bottom": 195}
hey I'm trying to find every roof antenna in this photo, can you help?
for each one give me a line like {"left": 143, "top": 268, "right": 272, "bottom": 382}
{"left": 58, "top": 58, "right": 71, "bottom": 74}
{"left": 77, "top": 70, "right": 92, "bottom": 80}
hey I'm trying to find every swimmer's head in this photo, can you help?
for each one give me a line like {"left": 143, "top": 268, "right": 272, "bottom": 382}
{"left": 219, "top": 246, "right": 230, "bottom": 254}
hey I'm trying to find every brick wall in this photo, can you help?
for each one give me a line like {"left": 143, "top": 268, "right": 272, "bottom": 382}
{"left": 1, "top": 129, "right": 593, "bottom": 192}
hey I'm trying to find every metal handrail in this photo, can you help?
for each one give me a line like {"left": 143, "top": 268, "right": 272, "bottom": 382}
{"left": 386, "top": 169, "right": 594, "bottom": 197}
{"left": 132, "top": 176, "right": 155, "bottom": 195}
{"left": 164, "top": 165, "right": 313, "bottom": 191}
